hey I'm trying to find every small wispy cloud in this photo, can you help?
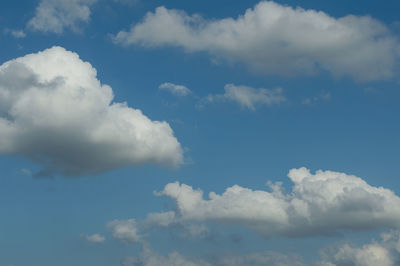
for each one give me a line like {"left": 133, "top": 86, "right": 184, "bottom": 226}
{"left": 4, "top": 29, "right": 26, "bottom": 38}
{"left": 20, "top": 168, "right": 32, "bottom": 176}
{"left": 82, "top": 233, "right": 105, "bottom": 243}
{"left": 301, "top": 92, "right": 331, "bottom": 105}
{"left": 204, "top": 84, "right": 286, "bottom": 110}
{"left": 159, "top": 82, "right": 192, "bottom": 96}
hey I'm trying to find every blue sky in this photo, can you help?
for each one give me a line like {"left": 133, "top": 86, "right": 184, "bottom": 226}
{"left": 1, "top": 1, "right": 400, "bottom": 265}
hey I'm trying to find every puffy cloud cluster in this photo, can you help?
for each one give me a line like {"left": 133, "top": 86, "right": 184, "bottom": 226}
{"left": 0, "top": 46, "right": 183, "bottom": 176}
{"left": 138, "top": 168, "right": 400, "bottom": 238}
{"left": 107, "top": 168, "right": 400, "bottom": 264}
{"left": 318, "top": 231, "right": 400, "bottom": 266}
{"left": 121, "top": 243, "right": 305, "bottom": 266}
{"left": 159, "top": 82, "right": 192, "bottom": 96}
{"left": 206, "top": 84, "right": 285, "bottom": 110}
{"left": 113, "top": 1, "right": 400, "bottom": 81}
{"left": 28, "top": 0, "right": 97, "bottom": 34}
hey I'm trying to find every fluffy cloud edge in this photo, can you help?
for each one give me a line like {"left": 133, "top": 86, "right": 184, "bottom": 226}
{"left": 0, "top": 46, "right": 183, "bottom": 176}
{"left": 108, "top": 167, "right": 400, "bottom": 240}
{"left": 113, "top": 1, "right": 400, "bottom": 82}
{"left": 27, "top": 0, "right": 97, "bottom": 34}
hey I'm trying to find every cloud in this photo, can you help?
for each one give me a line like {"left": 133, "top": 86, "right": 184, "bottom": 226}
{"left": 214, "top": 251, "right": 305, "bottom": 266}
{"left": 183, "top": 224, "right": 210, "bottom": 239}
{"left": 139, "top": 211, "right": 210, "bottom": 239}
{"left": 27, "top": 0, "right": 97, "bottom": 34}
{"left": 0, "top": 46, "right": 183, "bottom": 176}
{"left": 113, "top": 1, "right": 400, "bottom": 82}
{"left": 121, "top": 243, "right": 305, "bottom": 266}
{"left": 301, "top": 92, "right": 331, "bottom": 105}
{"left": 108, "top": 219, "right": 140, "bottom": 243}
{"left": 130, "top": 167, "right": 400, "bottom": 238}
{"left": 20, "top": 168, "right": 32, "bottom": 176}
{"left": 205, "top": 84, "right": 285, "bottom": 110}
{"left": 120, "top": 231, "right": 400, "bottom": 266}
{"left": 159, "top": 82, "right": 192, "bottom": 96}
{"left": 4, "top": 29, "right": 26, "bottom": 38}
{"left": 121, "top": 244, "right": 207, "bottom": 266}
{"left": 83, "top": 233, "right": 105, "bottom": 243}
{"left": 317, "top": 231, "right": 400, "bottom": 266}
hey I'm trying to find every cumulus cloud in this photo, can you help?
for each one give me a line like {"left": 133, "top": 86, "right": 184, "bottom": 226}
{"left": 159, "top": 82, "right": 192, "bottom": 96}
{"left": 0, "top": 46, "right": 183, "bottom": 176}
{"left": 113, "top": 1, "right": 400, "bottom": 82}
{"left": 121, "top": 243, "right": 305, "bottom": 266}
{"left": 206, "top": 84, "right": 285, "bottom": 110}
{"left": 83, "top": 233, "right": 105, "bottom": 243}
{"left": 27, "top": 0, "right": 97, "bottom": 34}
{"left": 108, "top": 219, "right": 140, "bottom": 243}
{"left": 131, "top": 168, "right": 400, "bottom": 238}
{"left": 317, "top": 231, "right": 400, "bottom": 266}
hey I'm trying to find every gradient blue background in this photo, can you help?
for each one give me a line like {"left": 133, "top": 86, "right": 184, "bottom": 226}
{"left": 0, "top": 0, "right": 399, "bottom": 265}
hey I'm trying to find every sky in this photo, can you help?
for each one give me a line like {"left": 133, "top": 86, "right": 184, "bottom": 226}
{"left": 0, "top": 0, "right": 400, "bottom": 265}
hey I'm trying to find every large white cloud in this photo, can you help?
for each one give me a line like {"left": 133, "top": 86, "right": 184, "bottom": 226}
{"left": 0, "top": 46, "right": 183, "bottom": 176}
{"left": 27, "top": 0, "right": 97, "bottom": 34}
{"left": 130, "top": 168, "right": 400, "bottom": 238}
{"left": 113, "top": 1, "right": 400, "bottom": 82}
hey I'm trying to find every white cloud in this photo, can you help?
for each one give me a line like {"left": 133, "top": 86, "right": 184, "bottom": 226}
{"left": 0, "top": 46, "right": 183, "bottom": 176}
{"left": 317, "top": 231, "right": 400, "bottom": 266}
{"left": 108, "top": 219, "right": 140, "bottom": 243}
{"left": 121, "top": 243, "right": 305, "bottom": 266}
{"left": 27, "top": 0, "right": 97, "bottom": 34}
{"left": 159, "top": 82, "right": 192, "bottom": 96}
{"left": 206, "top": 84, "right": 285, "bottom": 110}
{"left": 113, "top": 1, "right": 400, "bottom": 82}
{"left": 139, "top": 167, "right": 400, "bottom": 238}
{"left": 83, "top": 233, "right": 105, "bottom": 243}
